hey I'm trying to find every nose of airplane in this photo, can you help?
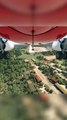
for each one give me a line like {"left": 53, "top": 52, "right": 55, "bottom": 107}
{"left": 52, "top": 41, "right": 61, "bottom": 51}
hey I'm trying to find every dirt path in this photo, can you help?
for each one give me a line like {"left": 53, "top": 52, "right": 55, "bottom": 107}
{"left": 28, "top": 57, "right": 61, "bottom": 94}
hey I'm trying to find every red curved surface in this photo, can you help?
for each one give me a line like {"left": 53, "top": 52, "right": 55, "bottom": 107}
{"left": 0, "top": 27, "right": 67, "bottom": 43}
{"left": 0, "top": 0, "right": 66, "bottom": 14}
{"left": 0, "top": 0, "right": 67, "bottom": 43}
{"left": 0, "top": 0, "right": 67, "bottom": 26}
{"left": 14, "top": 26, "right": 54, "bottom": 35}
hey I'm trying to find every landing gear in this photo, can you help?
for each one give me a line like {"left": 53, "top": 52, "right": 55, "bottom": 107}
{"left": 56, "top": 51, "right": 67, "bottom": 59}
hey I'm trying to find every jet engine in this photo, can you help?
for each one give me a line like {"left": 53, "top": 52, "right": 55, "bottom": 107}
{"left": 0, "top": 37, "right": 14, "bottom": 53}
{"left": 52, "top": 38, "right": 67, "bottom": 59}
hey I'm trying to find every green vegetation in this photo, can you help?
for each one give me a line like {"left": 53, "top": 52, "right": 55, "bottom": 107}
{"left": 0, "top": 44, "right": 67, "bottom": 94}
{"left": 0, "top": 46, "right": 35, "bottom": 95}
{"left": 44, "top": 85, "right": 53, "bottom": 93}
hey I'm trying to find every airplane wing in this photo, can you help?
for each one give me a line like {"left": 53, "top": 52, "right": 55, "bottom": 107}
{"left": 0, "top": 0, "right": 67, "bottom": 43}
{"left": 0, "top": 26, "right": 67, "bottom": 43}
{"left": 0, "top": 0, "right": 67, "bottom": 26}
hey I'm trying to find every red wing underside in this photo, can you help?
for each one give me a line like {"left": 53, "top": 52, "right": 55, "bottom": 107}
{"left": 0, "top": 0, "right": 67, "bottom": 43}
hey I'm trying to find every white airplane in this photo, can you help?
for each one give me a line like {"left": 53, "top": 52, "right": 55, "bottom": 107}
{"left": 0, "top": 37, "right": 14, "bottom": 54}
{"left": 52, "top": 36, "right": 67, "bottom": 59}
